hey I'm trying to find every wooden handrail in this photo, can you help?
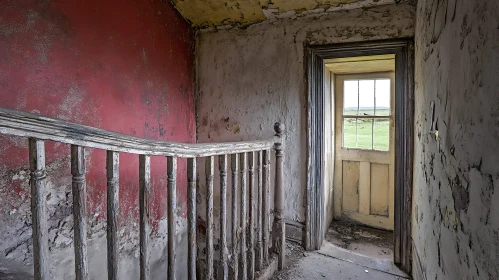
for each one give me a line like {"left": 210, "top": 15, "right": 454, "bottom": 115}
{"left": 0, "top": 107, "right": 280, "bottom": 157}
{"left": 0, "top": 106, "right": 286, "bottom": 280}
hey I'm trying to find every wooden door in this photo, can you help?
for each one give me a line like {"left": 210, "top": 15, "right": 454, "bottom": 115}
{"left": 333, "top": 72, "right": 395, "bottom": 230}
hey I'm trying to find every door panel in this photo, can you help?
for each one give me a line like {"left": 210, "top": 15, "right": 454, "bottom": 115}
{"left": 341, "top": 161, "right": 360, "bottom": 212}
{"left": 370, "top": 163, "right": 389, "bottom": 216}
{"left": 333, "top": 72, "right": 395, "bottom": 230}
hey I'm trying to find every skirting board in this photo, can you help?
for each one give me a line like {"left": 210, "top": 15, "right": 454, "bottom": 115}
{"left": 286, "top": 221, "right": 304, "bottom": 245}
{"left": 256, "top": 255, "right": 278, "bottom": 280}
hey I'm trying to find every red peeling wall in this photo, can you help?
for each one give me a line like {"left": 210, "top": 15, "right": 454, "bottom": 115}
{"left": 0, "top": 0, "right": 195, "bottom": 227}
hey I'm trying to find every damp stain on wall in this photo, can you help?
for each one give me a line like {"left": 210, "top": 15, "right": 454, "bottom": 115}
{"left": 0, "top": 0, "right": 195, "bottom": 278}
{"left": 195, "top": 3, "right": 415, "bottom": 224}
{"left": 172, "top": 0, "right": 387, "bottom": 27}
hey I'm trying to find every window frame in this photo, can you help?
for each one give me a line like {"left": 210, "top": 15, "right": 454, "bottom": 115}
{"left": 336, "top": 72, "right": 395, "bottom": 152}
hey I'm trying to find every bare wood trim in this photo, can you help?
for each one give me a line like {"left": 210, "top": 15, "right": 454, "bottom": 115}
{"left": 398, "top": 41, "right": 415, "bottom": 273}
{"left": 230, "top": 154, "right": 239, "bottom": 280}
{"left": 218, "top": 155, "right": 228, "bottom": 280}
{"left": 187, "top": 158, "right": 197, "bottom": 280}
{"left": 0, "top": 107, "right": 279, "bottom": 157}
{"left": 342, "top": 115, "right": 391, "bottom": 119}
{"left": 272, "top": 123, "right": 285, "bottom": 270}
{"left": 106, "top": 151, "right": 119, "bottom": 280}
{"left": 205, "top": 156, "right": 215, "bottom": 280}
{"left": 306, "top": 47, "right": 324, "bottom": 250}
{"left": 307, "top": 39, "right": 414, "bottom": 274}
{"left": 340, "top": 211, "right": 392, "bottom": 230}
{"left": 248, "top": 151, "right": 256, "bottom": 279}
{"left": 168, "top": 156, "right": 177, "bottom": 280}
{"left": 285, "top": 222, "right": 304, "bottom": 244}
{"left": 256, "top": 151, "right": 263, "bottom": 271}
{"left": 262, "top": 149, "right": 270, "bottom": 264}
{"left": 139, "top": 155, "right": 151, "bottom": 280}
{"left": 29, "top": 139, "right": 49, "bottom": 280}
{"left": 71, "top": 145, "right": 88, "bottom": 280}
{"left": 255, "top": 255, "right": 278, "bottom": 280}
{"left": 239, "top": 152, "right": 248, "bottom": 280}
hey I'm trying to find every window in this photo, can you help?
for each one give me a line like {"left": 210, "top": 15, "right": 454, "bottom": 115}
{"left": 342, "top": 78, "right": 391, "bottom": 151}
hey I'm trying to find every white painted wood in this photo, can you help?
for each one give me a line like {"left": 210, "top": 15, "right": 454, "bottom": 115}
{"left": 333, "top": 72, "right": 395, "bottom": 230}
{"left": 358, "top": 161, "right": 371, "bottom": 215}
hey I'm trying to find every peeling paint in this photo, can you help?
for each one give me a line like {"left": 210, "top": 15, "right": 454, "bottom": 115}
{"left": 173, "top": 0, "right": 401, "bottom": 27}
{"left": 413, "top": 0, "right": 499, "bottom": 278}
{"left": 196, "top": 3, "right": 415, "bottom": 223}
{"left": 0, "top": 0, "right": 195, "bottom": 278}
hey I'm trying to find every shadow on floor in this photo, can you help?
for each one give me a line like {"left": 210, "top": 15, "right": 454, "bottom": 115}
{"left": 325, "top": 220, "right": 394, "bottom": 260}
{"left": 272, "top": 221, "right": 410, "bottom": 280}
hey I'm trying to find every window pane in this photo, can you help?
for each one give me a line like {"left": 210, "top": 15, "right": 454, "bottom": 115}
{"left": 344, "top": 80, "right": 358, "bottom": 115}
{"left": 343, "top": 118, "right": 357, "bottom": 148}
{"left": 359, "top": 80, "right": 375, "bottom": 116}
{"left": 375, "top": 79, "right": 391, "bottom": 116}
{"left": 356, "top": 118, "right": 373, "bottom": 149}
{"left": 373, "top": 118, "right": 390, "bottom": 151}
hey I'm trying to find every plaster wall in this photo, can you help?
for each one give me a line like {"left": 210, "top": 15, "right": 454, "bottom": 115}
{"left": 0, "top": 0, "right": 195, "bottom": 278}
{"left": 413, "top": 0, "right": 499, "bottom": 279}
{"left": 173, "top": 0, "right": 389, "bottom": 27}
{"left": 196, "top": 3, "right": 415, "bottom": 226}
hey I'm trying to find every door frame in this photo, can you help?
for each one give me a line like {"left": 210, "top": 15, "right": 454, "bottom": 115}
{"left": 305, "top": 39, "right": 414, "bottom": 273}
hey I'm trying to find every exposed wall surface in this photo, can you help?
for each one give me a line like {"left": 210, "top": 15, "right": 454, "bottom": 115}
{"left": 196, "top": 3, "right": 415, "bottom": 226}
{"left": 413, "top": 0, "right": 499, "bottom": 279}
{"left": 0, "top": 0, "right": 195, "bottom": 278}
{"left": 173, "top": 0, "right": 397, "bottom": 27}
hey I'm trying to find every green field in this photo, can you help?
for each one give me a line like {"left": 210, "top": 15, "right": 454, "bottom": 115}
{"left": 343, "top": 109, "right": 390, "bottom": 151}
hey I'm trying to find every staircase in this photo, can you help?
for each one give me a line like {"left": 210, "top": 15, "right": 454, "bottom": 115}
{"left": 0, "top": 107, "right": 286, "bottom": 280}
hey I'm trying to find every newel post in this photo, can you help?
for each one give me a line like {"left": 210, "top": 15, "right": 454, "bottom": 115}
{"left": 273, "top": 122, "right": 285, "bottom": 269}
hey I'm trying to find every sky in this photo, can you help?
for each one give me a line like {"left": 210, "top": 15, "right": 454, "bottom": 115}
{"left": 343, "top": 79, "right": 390, "bottom": 114}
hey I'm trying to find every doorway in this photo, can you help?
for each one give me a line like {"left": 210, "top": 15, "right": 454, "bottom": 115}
{"left": 305, "top": 39, "right": 414, "bottom": 274}
{"left": 333, "top": 70, "right": 395, "bottom": 230}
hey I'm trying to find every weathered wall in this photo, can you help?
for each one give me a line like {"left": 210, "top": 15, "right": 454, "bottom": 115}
{"left": 196, "top": 3, "right": 415, "bottom": 226}
{"left": 0, "top": 0, "right": 195, "bottom": 278}
{"left": 413, "top": 0, "right": 499, "bottom": 279}
{"left": 173, "top": 0, "right": 393, "bottom": 27}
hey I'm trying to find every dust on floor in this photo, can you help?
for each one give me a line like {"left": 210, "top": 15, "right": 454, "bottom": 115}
{"left": 325, "top": 220, "right": 393, "bottom": 260}
{"left": 272, "top": 251, "right": 408, "bottom": 280}
{"left": 271, "top": 221, "right": 409, "bottom": 280}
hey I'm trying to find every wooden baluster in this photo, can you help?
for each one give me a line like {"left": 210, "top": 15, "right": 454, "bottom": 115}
{"left": 168, "top": 157, "right": 177, "bottom": 280}
{"left": 29, "top": 139, "right": 49, "bottom": 280}
{"left": 230, "top": 154, "right": 239, "bottom": 279}
{"left": 71, "top": 145, "right": 88, "bottom": 280}
{"left": 273, "top": 123, "right": 285, "bottom": 269}
{"left": 240, "top": 153, "right": 248, "bottom": 280}
{"left": 107, "top": 151, "right": 119, "bottom": 280}
{"left": 262, "top": 149, "right": 270, "bottom": 264}
{"left": 256, "top": 151, "right": 263, "bottom": 271}
{"left": 205, "top": 156, "right": 215, "bottom": 280}
{"left": 248, "top": 151, "right": 256, "bottom": 279}
{"left": 219, "top": 155, "right": 228, "bottom": 280}
{"left": 187, "top": 158, "right": 197, "bottom": 280}
{"left": 139, "top": 155, "right": 151, "bottom": 280}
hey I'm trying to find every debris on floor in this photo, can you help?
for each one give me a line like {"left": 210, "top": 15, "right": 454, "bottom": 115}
{"left": 325, "top": 220, "right": 394, "bottom": 260}
{"left": 273, "top": 252, "right": 408, "bottom": 280}
{"left": 271, "top": 241, "right": 306, "bottom": 280}
{"left": 272, "top": 221, "right": 409, "bottom": 280}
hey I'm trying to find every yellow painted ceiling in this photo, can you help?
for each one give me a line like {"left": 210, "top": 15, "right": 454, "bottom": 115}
{"left": 172, "top": 0, "right": 363, "bottom": 27}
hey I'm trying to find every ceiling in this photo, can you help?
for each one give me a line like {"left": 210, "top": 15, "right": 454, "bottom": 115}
{"left": 171, "top": 0, "right": 379, "bottom": 27}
